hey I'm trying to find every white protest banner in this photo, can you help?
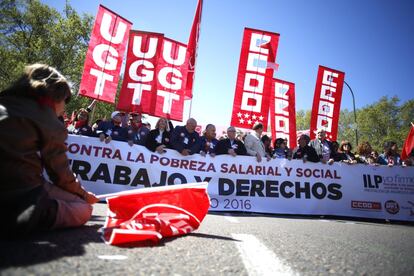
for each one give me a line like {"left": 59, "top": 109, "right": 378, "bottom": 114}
{"left": 66, "top": 135, "right": 414, "bottom": 222}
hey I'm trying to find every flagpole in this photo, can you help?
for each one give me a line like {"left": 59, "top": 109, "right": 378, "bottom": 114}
{"left": 343, "top": 80, "right": 358, "bottom": 146}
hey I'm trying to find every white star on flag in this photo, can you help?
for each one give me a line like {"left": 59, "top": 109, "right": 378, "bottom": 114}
{"left": 239, "top": 118, "right": 245, "bottom": 124}
{"left": 255, "top": 121, "right": 259, "bottom": 125}
{"left": 237, "top": 112, "right": 242, "bottom": 118}
{"left": 247, "top": 119, "right": 252, "bottom": 124}
{"left": 244, "top": 113, "right": 250, "bottom": 119}
{"left": 252, "top": 114, "right": 257, "bottom": 120}
{"left": 259, "top": 115, "right": 264, "bottom": 121}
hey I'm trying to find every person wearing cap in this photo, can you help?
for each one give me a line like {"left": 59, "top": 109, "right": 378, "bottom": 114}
{"left": 170, "top": 118, "right": 201, "bottom": 156}
{"left": 292, "top": 134, "right": 320, "bottom": 163}
{"left": 216, "top": 126, "right": 247, "bottom": 156}
{"left": 95, "top": 111, "right": 128, "bottom": 143}
{"left": 309, "top": 128, "right": 335, "bottom": 165}
{"left": 244, "top": 122, "right": 271, "bottom": 162}
{"left": 199, "top": 124, "right": 219, "bottom": 157}
{"left": 0, "top": 64, "right": 99, "bottom": 237}
{"left": 126, "top": 112, "right": 149, "bottom": 147}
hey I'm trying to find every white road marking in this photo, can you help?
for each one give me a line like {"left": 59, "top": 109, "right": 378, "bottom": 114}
{"left": 97, "top": 255, "right": 128, "bottom": 260}
{"left": 232, "top": 234, "right": 296, "bottom": 276}
{"left": 224, "top": 214, "right": 239, "bottom": 223}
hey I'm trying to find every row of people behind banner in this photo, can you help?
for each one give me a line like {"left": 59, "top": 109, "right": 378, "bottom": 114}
{"left": 66, "top": 107, "right": 414, "bottom": 167}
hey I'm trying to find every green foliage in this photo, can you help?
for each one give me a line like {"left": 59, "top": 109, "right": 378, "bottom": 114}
{"left": 296, "top": 109, "right": 311, "bottom": 130}
{"left": 0, "top": 0, "right": 117, "bottom": 121}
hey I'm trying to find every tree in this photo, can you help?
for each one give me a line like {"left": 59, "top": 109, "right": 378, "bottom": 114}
{"left": 0, "top": 0, "right": 116, "bottom": 121}
{"left": 296, "top": 109, "right": 311, "bottom": 130}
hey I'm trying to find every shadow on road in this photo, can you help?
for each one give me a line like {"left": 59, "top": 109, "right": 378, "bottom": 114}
{"left": 188, "top": 232, "right": 240, "bottom": 242}
{"left": 0, "top": 223, "right": 102, "bottom": 269}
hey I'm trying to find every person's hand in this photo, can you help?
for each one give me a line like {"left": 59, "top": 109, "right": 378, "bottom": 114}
{"left": 105, "top": 136, "right": 112, "bottom": 144}
{"left": 210, "top": 153, "right": 216, "bottom": 158}
{"left": 302, "top": 157, "right": 307, "bottom": 163}
{"left": 99, "top": 133, "right": 105, "bottom": 142}
{"left": 256, "top": 153, "right": 262, "bottom": 162}
{"left": 156, "top": 145, "right": 166, "bottom": 154}
{"left": 83, "top": 191, "right": 99, "bottom": 204}
{"left": 181, "top": 149, "right": 190, "bottom": 156}
{"left": 265, "top": 155, "right": 271, "bottom": 161}
{"left": 228, "top": 149, "right": 236, "bottom": 157}
{"left": 200, "top": 151, "right": 206, "bottom": 157}
{"left": 328, "top": 158, "right": 334, "bottom": 165}
{"left": 127, "top": 140, "right": 134, "bottom": 147}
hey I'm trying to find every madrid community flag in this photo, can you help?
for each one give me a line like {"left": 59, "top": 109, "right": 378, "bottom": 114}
{"left": 100, "top": 182, "right": 210, "bottom": 246}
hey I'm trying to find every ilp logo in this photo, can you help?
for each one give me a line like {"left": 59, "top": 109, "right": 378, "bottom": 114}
{"left": 362, "top": 174, "right": 382, "bottom": 189}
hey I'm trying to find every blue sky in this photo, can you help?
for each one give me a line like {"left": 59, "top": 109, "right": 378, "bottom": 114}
{"left": 43, "top": 0, "right": 414, "bottom": 127}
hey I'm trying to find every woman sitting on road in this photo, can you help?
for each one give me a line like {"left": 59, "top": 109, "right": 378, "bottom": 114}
{"left": 0, "top": 64, "right": 99, "bottom": 237}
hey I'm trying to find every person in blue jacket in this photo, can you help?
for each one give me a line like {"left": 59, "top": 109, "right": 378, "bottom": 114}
{"left": 170, "top": 118, "right": 201, "bottom": 156}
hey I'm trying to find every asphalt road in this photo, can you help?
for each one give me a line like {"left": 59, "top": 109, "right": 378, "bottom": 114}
{"left": 1, "top": 203, "right": 413, "bottom": 275}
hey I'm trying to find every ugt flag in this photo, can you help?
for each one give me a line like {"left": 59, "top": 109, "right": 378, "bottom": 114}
{"left": 101, "top": 182, "right": 210, "bottom": 246}
{"left": 79, "top": 5, "right": 132, "bottom": 103}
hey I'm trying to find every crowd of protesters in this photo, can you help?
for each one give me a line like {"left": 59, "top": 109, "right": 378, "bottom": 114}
{"left": 66, "top": 106, "right": 414, "bottom": 167}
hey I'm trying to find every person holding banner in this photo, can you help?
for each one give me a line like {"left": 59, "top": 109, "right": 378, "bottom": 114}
{"left": 292, "top": 135, "right": 320, "bottom": 163}
{"left": 337, "top": 141, "right": 357, "bottom": 164}
{"left": 96, "top": 111, "right": 128, "bottom": 143}
{"left": 216, "top": 126, "right": 247, "bottom": 156}
{"left": 67, "top": 108, "right": 93, "bottom": 137}
{"left": 0, "top": 64, "right": 99, "bottom": 237}
{"left": 199, "top": 124, "right": 218, "bottom": 157}
{"left": 145, "top": 117, "right": 173, "bottom": 154}
{"left": 309, "top": 128, "right": 335, "bottom": 165}
{"left": 127, "top": 113, "right": 149, "bottom": 147}
{"left": 170, "top": 118, "right": 201, "bottom": 156}
{"left": 378, "top": 141, "right": 402, "bottom": 166}
{"left": 244, "top": 123, "right": 271, "bottom": 162}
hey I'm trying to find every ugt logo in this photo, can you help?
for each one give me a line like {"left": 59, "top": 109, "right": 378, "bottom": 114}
{"left": 362, "top": 174, "right": 382, "bottom": 189}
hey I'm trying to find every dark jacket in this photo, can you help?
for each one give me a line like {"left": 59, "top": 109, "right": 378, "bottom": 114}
{"left": 200, "top": 136, "right": 219, "bottom": 154}
{"left": 216, "top": 138, "right": 247, "bottom": 156}
{"left": 292, "top": 145, "right": 320, "bottom": 162}
{"left": 127, "top": 125, "right": 149, "bottom": 146}
{"left": 96, "top": 121, "right": 128, "bottom": 142}
{"left": 309, "top": 139, "right": 334, "bottom": 160}
{"left": 170, "top": 126, "right": 201, "bottom": 155}
{"left": 145, "top": 129, "right": 171, "bottom": 152}
{"left": 0, "top": 96, "right": 88, "bottom": 234}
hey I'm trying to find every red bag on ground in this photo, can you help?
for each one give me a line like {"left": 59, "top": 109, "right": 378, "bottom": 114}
{"left": 100, "top": 183, "right": 210, "bottom": 246}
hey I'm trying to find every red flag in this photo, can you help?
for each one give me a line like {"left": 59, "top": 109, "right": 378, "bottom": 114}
{"left": 401, "top": 124, "right": 414, "bottom": 160}
{"left": 117, "top": 34, "right": 188, "bottom": 121}
{"left": 117, "top": 30, "right": 164, "bottom": 113}
{"left": 230, "top": 28, "right": 280, "bottom": 130}
{"left": 79, "top": 5, "right": 132, "bottom": 104}
{"left": 152, "top": 37, "right": 188, "bottom": 121}
{"left": 309, "top": 65, "right": 345, "bottom": 141}
{"left": 184, "top": 0, "right": 203, "bottom": 100}
{"left": 270, "top": 79, "right": 297, "bottom": 149}
{"left": 101, "top": 183, "right": 210, "bottom": 246}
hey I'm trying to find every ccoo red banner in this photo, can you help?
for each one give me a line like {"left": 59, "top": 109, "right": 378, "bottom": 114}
{"left": 117, "top": 31, "right": 164, "bottom": 113}
{"left": 310, "top": 65, "right": 345, "bottom": 141}
{"left": 270, "top": 79, "right": 297, "bottom": 149}
{"left": 79, "top": 5, "right": 132, "bottom": 103}
{"left": 230, "top": 28, "right": 280, "bottom": 130}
